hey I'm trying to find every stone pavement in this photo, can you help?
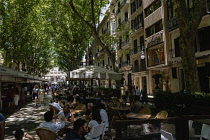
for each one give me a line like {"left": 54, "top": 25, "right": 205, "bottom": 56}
{"left": 4, "top": 93, "right": 52, "bottom": 140}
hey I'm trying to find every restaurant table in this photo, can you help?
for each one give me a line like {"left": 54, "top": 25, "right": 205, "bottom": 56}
{"left": 126, "top": 113, "right": 151, "bottom": 119}
{"left": 70, "top": 109, "right": 84, "bottom": 115}
{"left": 111, "top": 107, "right": 131, "bottom": 111}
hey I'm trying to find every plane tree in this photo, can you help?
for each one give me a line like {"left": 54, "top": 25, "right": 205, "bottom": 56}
{"left": 174, "top": 0, "right": 206, "bottom": 92}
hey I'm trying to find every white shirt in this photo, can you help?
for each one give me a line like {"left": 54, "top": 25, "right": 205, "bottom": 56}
{"left": 136, "top": 88, "right": 141, "bottom": 96}
{"left": 100, "top": 109, "right": 109, "bottom": 130}
{"left": 39, "top": 121, "right": 65, "bottom": 133}
{"left": 56, "top": 111, "right": 65, "bottom": 124}
{"left": 161, "top": 134, "right": 168, "bottom": 140}
{"left": 88, "top": 120, "right": 99, "bottom": 128}
{"left": 88, "top": 120, "right": 100, "bottom": 140}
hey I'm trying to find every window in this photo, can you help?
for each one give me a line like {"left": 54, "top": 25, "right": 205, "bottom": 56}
{"left": 111, "top": 21, "right": 116, "bottom": 34}
{"left": 207, "top": 0, "right": 210, "bottom": 13}
{"left": 146, "top": 20, "right": 163, "bottom": 37}
{"left": 172, "top": 68, "right": 177, "bottom": 78}
{"left": 145, "top": 0, "right": 161, "bottom": 17}
{"left": 133, "top": 39, "right": 138, "bottom": 53}
{"left": 147, "top": 45, "right": 165, "bottom": 66}
{"left": 198, "top": 26, "right": 210, "bottom": 52}
{"left": 174, "top": 37, "right": 181, "bottom": 57}
{"left": 140, "top": 36, "right": 144, "bottom": 50}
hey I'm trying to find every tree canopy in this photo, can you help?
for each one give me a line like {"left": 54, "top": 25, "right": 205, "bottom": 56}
{"left": 0, "top": 0, "right": 93, "bottom": 76}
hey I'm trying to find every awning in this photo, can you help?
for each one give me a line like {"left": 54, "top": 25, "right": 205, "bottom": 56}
{"left": 69, "top": 65, "right": 122, "bottom": 80}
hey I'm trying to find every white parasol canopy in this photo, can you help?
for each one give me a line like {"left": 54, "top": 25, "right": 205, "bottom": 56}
{"left": 69, "top": 65, "right": 122, "bottom": 80}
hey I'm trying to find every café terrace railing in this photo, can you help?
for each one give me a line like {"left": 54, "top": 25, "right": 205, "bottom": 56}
{"left": 114, "top": 115, "right": 210, "bottom": 140}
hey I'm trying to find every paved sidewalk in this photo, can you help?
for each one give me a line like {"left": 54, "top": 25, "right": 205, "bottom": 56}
{"left": 4, "top": 93, "right": 52, "bottom": 140}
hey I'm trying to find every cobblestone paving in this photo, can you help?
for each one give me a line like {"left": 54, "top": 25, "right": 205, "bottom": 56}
{"left": 4, "top": 93, "right": 52, "bottom": 140}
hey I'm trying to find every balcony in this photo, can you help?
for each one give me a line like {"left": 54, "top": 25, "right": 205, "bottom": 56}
{"left": 120, "top": 0, "right": 129, "bottom": 11}
{"left": 103, "top": 28, "right": 110, "bottom": 35}
{"left": 122, "top": 60, "right": 131, "bottom": 67}
{"left": 121, "top": 39, "right": 130, "bottom": 48}
{"left": 130, "top": 46, "right": 141, "bottom": 56}
{"left": 132, "top": 64, "right": 146, "bottom": 73}
{"left": 117, "top": 44, "right": 122, "bottom": 50}
{"left": 130, "top": 22, "right": 144, "bottom": 37}
{"left": 121, "top": 18, "right": 129, "bottom": 26}
{"left": 169, "top": 17, "right": 178, "bottom": 31}
{"left": 132, "top": 66, "right": 139, "bottom": 72}
{"left": 132, "top": 22, "right": 144, "bottom": 30}
{"left": 116, "top": 9, "right": 120, "bottom": 14}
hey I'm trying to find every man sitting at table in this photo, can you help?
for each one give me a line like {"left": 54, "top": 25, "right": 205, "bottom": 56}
{"left": 130, "top": 95, "right": 143, "bottom": 113}
{"left": 65, "top": 119, "right": 88, "bottom": 140}
{"left": 50, "top": 102, "right": 65, "bottom": 124}
{"left": 39, "top": 111, "right": 66, "bottom": 133}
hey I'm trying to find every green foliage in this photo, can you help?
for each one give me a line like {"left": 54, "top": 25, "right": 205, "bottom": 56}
{"left": 154, "top": 92, "right": 210, "bottom": 115}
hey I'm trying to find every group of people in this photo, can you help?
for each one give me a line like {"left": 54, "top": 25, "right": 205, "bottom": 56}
{"left": 37, "top": 99, "right": 109, "bottom": 140}
{"left": 32, "top": 85, "right": 45, "bottom": 106}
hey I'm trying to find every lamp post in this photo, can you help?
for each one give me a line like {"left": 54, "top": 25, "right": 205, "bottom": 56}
{"left": 140, "top": 44, "right": 145, "bottom": 59}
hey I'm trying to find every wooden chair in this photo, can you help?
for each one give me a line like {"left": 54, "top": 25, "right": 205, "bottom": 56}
{"left": 0, "top": 121, "right": 5, "bottom": 140}
{"left": 75, "top": 104, "right": 86, "bottom": 112}
{"left": 36, "top": 128, "right": 60, "bottom": 140}
{"left": 154, "top": 110, "right": 168, "bottom": 119}
{"left": 138, "top": 107, "right": 151, "bottom": 115}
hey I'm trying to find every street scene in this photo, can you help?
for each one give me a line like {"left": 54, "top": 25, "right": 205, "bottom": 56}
{"left": 1, "top": 0, "right": 210, "bottom": 140}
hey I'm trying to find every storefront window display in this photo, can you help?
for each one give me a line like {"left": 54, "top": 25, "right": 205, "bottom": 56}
{"left": 147, "top": 45, "right": 165, "bottom": 67}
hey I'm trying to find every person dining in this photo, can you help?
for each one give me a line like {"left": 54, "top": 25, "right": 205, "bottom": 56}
{"left": 87, "top": 107, "right": 102, "bottom": 140}
{"left": 65, "top": 119, "right": 88, "bottom": 140}
{"left": 63, "top": 104, "right": 72, "bottom": 122}
{"left": 50, "top": 102, "right": 65, "bottom": 124}
{"left": 95, "top": 103, "right": 109, "bottom": 131}
{"left": 84, "top": 103, "right": 93, "bottom": 116}
{"left": 130, "top": 95, "right": 143, "bottom": 113}
{"left": 72, "top": 95, "right": 82, "bottom": 109}
{"left": 39, "top": 111, "right": 66, "bottom": 133}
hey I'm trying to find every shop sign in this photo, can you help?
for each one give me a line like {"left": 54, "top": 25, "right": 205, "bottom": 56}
{"left": 147, "top": 31, "right": 163, "bottom": 47}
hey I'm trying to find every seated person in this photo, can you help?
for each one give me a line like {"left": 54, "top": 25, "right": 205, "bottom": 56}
{"left": 63, "top": 104, "right": 72, "bottom": 121}
{"left": 95, "top": 103, "right": 109, "bottom": 131}
{"left": 14, "top": 129, "right": 36, "bottom": 140}
{"left": 50, "top": 102, "right": 65, "bottom": 124}
{"left": 87, "top": 107, "right": 102, "bottom": 140}
{"left": 72, "top": 96, "right": 82, "bottom": 108}
{"left": 66, "top": 93, "right": 74, "bottom": 103}
{"left": 148, "top": 123, "right": 168, "bottom": 140}
{"left": 84, "top": 103, "right": 93, "bottom": 117}
{"left": 0, "top": 113, "right": 5, "bottom": 140}
{"left": 120, "top": 95, "right": 127, "bottom": 107}
{"left": 39, "top": 111, "right": 66, "bottom": 133}
{"left": 130, "top": 95, "right": 143, "bottom": 113}
{"left": 65, "top": 119, "right": 88, "bottom": 140}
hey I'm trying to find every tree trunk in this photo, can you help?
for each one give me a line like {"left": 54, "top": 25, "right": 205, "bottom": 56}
{"left": 175, "top": 0, "right": 204, "bottom": 93}
{"left": 180, "top": 33, "right": 200, "bottom": 92}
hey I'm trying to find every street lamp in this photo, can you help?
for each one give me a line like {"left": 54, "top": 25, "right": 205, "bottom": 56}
{"left": 140, "top": 44, "right": 145, "bottom": 59}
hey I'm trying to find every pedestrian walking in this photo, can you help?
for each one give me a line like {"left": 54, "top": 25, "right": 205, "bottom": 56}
{"left": 135, "top": 86, "right": 141, "bottom": 98}
{"left": 39, "top": 86, "right": 45, "bottom": 106}
{"left": 32, "top": 85, "right": 39, "bottom": 106}
{"left": 141, "top": 85, "right": 148, "bottom": 104}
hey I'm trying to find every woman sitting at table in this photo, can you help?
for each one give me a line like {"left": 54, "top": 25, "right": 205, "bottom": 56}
{"left": 63, "top": 104, "right": 72, "bottom": 121}
{"left": 72, "top": 95, "right": 82, "bottom": 109}
{"left": 84, "top": 103, "right": 93, "bottom": 117}
{"left": 88, "top": 107, "right": 102, "bottom": 140}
